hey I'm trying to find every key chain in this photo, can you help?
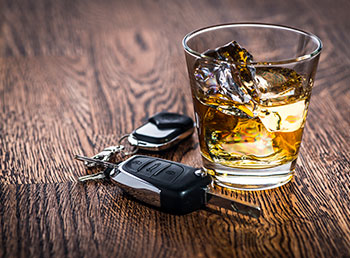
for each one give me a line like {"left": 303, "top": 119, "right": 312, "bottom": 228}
{"left": 85, "top": 111, "right": 194, "bottom": 168}
{"left": 75, "top": 155, "right": 261, "bottom": 218}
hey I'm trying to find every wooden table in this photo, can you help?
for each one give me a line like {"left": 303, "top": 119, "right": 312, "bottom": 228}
{"left": 1, "top": 0, "right": 349, "bottom": 257}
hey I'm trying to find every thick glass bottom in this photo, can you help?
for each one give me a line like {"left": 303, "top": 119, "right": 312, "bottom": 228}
{"left": 202, "top": 157, "right": 296, "bottom": 191}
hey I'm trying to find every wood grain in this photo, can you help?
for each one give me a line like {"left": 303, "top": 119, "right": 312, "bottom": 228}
{"left": 1, "top": 0, "right": 350, "bottom": 257}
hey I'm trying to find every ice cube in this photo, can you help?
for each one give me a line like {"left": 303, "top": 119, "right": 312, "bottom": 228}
{"left": 258, "top": 99, "right": 309, "bottom": 132}
{"left": 206, "top": 41, "right": 257, "bottom": 93}
{"left": 254, "top": 67, "right": 309, "bottom": 132}
{"left": 193, "top": 41, "right": 257, "bottom": 117}
{"left": 204, "top": 41, "right": 253, "bottom": 62}
{"left": 255, "top": 67, "right": 305, "bottom": 106}
{"left": 204, "top": 109, "right": 275, "bottom": 162}
{"left": 194, "top": 59, "right": 251, "bottom": 103}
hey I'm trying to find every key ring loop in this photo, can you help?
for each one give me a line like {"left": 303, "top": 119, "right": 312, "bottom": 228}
{"left": 118, "top": 134, "right": 139, "bottom": 156}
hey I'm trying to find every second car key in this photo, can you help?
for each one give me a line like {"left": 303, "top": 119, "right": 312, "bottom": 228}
{"left": 75, "top": 155, "right": 261, "bottom": 218}
{"left": 85, "top": 111, "right": 194, "bottom": 168}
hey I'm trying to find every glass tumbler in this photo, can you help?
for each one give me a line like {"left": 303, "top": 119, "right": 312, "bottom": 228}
{"left": 182, "top": 23, "right": 322, "bottom": 190}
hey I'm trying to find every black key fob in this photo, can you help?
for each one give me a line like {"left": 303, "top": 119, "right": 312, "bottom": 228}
{"left": 113, "top": 155, "right": 212, "bottom": 214}
{"left": 127, "top": 112, "right": 194, "bottom": 151}
{"left": 76, "top": 154, "right": 261, "bottom": 218}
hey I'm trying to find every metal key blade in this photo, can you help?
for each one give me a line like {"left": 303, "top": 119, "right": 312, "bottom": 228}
{"left": 75, "top": 155, "right": 120, "bottom": 182}
{"left": 78, "top": 172, "right": 106, "bottom": 182}
{"left": 75, "top": 155, "right": 119, "bottom": 168}
{"left": 205, "top": 188, "right": 261, "bottom": 219}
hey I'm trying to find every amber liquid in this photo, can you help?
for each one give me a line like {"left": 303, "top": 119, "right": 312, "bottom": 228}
{"left": 195, "top": 99, "right": 307, "bottom": 169}
{"left": 193, "top": 68, "right": 310, "bottom": 169}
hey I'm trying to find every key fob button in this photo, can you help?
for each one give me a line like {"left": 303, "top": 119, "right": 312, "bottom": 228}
{"left": 138, "top": 161, "right": 171, "bottom": 177}
{"left": 151, "top": 164, "right": 183, "bottom": 183}
{"left": 123, "top": 157, "right": 153, "bottom": 173}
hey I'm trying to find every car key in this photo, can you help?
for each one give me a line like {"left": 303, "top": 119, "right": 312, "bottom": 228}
{"left": 128, "top": 111, "right": 194, "bottom": 151}
{"left": 75, "top": 155, "right": 261, "bottom": 218}
{"left": 85, "top": 112, "right": 194, "bottom": 168}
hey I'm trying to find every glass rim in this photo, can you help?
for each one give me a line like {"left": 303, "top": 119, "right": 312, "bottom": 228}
{"left": 182, "top": 22, "right": 323, "bottom": 66}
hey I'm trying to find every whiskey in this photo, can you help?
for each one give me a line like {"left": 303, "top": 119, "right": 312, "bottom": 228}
{"left": 194, "top": 99, "right": 307, "bottom": 169}
{"left": 193, "top": 66, "right": 311, "bottom": 169}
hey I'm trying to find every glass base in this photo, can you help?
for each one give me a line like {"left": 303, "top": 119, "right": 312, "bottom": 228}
{"left": 202, "top": 157, "right": 296, "bottom": 191}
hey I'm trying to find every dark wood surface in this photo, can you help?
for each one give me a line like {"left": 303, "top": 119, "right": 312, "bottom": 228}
{"left": 1, "top": 0, "right": 349, "bottom": 257}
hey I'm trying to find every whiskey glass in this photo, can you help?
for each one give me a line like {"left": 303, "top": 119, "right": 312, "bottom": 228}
{"left": 183, "top": 23, "right": 322, "bottom": 190}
